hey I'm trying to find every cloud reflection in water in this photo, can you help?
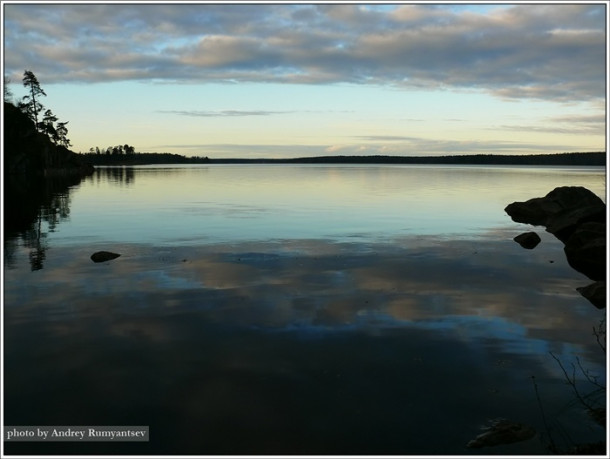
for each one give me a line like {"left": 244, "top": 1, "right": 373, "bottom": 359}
{"left": 4, "top": 235, "right": 605, "bottom": 455}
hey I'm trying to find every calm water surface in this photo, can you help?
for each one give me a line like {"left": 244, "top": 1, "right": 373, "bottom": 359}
{"left": 4, "top": 164, "right": 606, "bottom": 455}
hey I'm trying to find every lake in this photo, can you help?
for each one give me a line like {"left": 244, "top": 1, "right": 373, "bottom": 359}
{"left": 3, "top": 164, "right": 606, "bottom": 455}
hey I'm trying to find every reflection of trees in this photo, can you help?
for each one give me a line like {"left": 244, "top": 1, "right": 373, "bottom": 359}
{"left": 4, "top": 167, "right": 135, "bottom": 271}
{"left": 85, "top": 166, "right": 135, "bottom": 187}
{"left": 4, "top": 174, "right": 79, "bottom": 271}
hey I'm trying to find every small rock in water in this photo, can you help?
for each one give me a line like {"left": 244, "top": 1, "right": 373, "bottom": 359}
{"left": 467, "top": 418, "right": 536, "bottom": 448}
{"left": 513, "top": 232, "right": 541, "bottom": 249}
{"left": 91, "top": 251, "right": 121, "bottom": 263}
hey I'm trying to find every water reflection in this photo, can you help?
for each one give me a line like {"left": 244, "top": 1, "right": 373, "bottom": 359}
{"left": 85, "top": 166, "right": 136, "bottom": 186}
{"left": 4, "top": 238, "right": 605, "bottom": 454}
{"left": 45, "top": 164, "right": 606, "bottom": 246}
{"left": 3, "top": 165, "right": 606, "bottom": 455}
{"left": 4, "top": 174, "right": 82, "bottom": 271}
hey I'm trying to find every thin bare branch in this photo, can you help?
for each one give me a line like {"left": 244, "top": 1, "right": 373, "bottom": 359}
{"left": 549, "top": 352, "right": 595, "bottom": 411}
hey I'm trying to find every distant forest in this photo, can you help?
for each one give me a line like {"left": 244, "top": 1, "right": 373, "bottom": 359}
{"left": 209, "top": 152, "right": 606, "bottom": 166}
{"left": 79, "top": 148, "right": 210, "bottom": 165}
{"left": 78, "top": 151, "right": 605, "bottom": 166}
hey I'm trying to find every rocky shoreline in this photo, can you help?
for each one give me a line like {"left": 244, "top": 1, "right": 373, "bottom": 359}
{"left": 505, "top": 186, "right": 606, "bottom": 308}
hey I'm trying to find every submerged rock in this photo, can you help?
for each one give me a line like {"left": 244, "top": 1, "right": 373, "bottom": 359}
{"left": 513, "top": 232, "right": 541, "bottom": 249}
{"left": 467, "top": 418, "right": 536, "bottom": 448}
{"left": 91, "top": 251, "right": 121, "bottom": 263}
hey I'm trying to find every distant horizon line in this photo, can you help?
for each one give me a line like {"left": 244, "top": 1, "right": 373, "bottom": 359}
{"left": 205, "top": 152, "right": 607, "bottom": 165}
{"left": 105, "top": 151, "right": 605, "bottom": 159}
{"left": 78, "top": 151, "right": 606, "bottom": 167}
{"left": 205, "top": 151, "right": 606, "bottom": 159}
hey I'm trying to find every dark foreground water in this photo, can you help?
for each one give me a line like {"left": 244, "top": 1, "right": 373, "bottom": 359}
{"left": 3, "top": 164, "right": 606, "bottom": 455}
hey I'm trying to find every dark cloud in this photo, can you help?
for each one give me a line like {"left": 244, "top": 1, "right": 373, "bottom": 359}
{"left": 3, "top": 4, "right": 605, "bottom": 102}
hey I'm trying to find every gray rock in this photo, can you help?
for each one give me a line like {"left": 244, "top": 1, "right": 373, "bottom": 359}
{"left": 576, "top": 281, "right": 606, "bottom": 309}
{"left": 91, "top": 251, "right": 121, "bottom": 263}
{"left": 513, "top": 232, "right": 541, "bottom": 249}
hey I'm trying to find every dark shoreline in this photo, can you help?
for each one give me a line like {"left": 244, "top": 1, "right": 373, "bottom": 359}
{"left": 78, "top": 151, "right": 606, "bottom": 166}
{"left": 208, "top": 152, "right": 606, "bottom": 165}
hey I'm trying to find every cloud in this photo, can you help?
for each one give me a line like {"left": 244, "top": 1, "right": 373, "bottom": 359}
{"left": 158, "top": 109, "right": 353, "bottom": 117}
{"left": 491, "top": 113, "right": 606, "bottom": 135}
{"left": 327, "top": 138, "right": 594, "bottom": 156}
{"left": 150, "top": 143, "right": 328, "bottom": 158}
{"left": 159, "top": 109, "right": 294, "bottom": 117}
{"left": 151, "top": 134, "right": 598, "bottom": 158}
{"left": 4, "top": 4, "right": 605, "bottom": 102}
{"left": 355, "top": 135, "right": 422, "bottom": 142}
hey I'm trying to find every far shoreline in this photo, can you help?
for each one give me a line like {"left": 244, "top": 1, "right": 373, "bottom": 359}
{"left": 208, "top": 152, "right": 606, "bottom": 166}
{"left": 79, "top": 151, "right": 606, "bottom": 167}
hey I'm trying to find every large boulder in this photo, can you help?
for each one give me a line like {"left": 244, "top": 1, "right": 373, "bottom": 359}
{"left": 505, "top": 186, "right": 605, "bottom": 241}
{"left": 505, "top": 196, "right": 562, "bottom": 226}
{"left": 505, "top": 186, "right": 606, "bottom": 308}
{"left": 546, "top": 205, "right": 606, "bottom": 243}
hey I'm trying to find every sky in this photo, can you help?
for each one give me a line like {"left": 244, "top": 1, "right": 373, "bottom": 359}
{"left": 2, "top": 2, "right": 607, "bottom": 158}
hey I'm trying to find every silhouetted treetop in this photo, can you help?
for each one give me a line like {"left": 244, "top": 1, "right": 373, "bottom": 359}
{"left": 17, "top": 70, "right": 71, "bottom": 147}
{"left": 79, "top": 147, "right": 210, "bottom": 165}
{"left": 20, "top": 70, "right": 46, "bottom": 129}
